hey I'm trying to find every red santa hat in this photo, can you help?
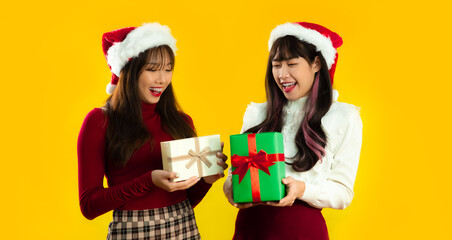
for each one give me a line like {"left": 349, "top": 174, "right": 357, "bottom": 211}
{"left": 102, "top": 23, "right": 177, "bottom": 94}
{"left": 268, "top": 22, "right": 343, "bottom": 84}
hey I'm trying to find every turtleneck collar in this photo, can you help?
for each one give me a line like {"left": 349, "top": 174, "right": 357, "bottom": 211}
{"left": 141, "top": 101, "right": 158, "bottom": 117}
{"left": 286, "top": 95, "right": 308, "bottom": 111}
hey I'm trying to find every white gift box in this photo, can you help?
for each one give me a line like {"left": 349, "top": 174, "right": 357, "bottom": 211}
{"left": 161, "top": 134, "right": 223, "bottom": 182}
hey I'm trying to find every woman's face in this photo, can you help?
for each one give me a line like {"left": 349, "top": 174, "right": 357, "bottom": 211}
{"left": 137, "top": 53, "right": 173, "bottom": 104}
{"left": 272, "top": 56, "right": 320, "bottom": 101}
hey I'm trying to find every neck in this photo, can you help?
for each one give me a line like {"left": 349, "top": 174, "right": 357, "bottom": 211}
{"left": 141, "top": 101, "right": 157, "bottom": 115}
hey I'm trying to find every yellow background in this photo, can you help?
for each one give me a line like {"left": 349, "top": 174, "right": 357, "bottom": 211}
{"left": 1, "top": 0, "right": 451, "bottom": 239}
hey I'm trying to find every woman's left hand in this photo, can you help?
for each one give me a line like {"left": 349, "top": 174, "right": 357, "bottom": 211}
{"left": 203, "top": 142, "right": 228, "bottom": 184}
{"left": 266, "top": 176, "right": 305, "bottom": 207}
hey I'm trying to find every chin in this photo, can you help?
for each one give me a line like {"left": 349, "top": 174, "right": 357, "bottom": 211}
{"left": 144, "top": 98, "right": 159, "bottom": 104}
{"left": 283, "top": 94, "right": 297, "bottom": 101}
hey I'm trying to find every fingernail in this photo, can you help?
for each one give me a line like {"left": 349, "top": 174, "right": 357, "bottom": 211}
{"left": 175, "top": 173, "right": 179, "bottom": 177}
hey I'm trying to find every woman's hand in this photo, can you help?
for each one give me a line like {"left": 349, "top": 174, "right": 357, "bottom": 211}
{"left": 151, "top": 170, "right": 200, "bottom": 192}
{"left": 203, "top": 142, "right": 229, "bottom": 184}
{"left": 224, "top": 177, "right": 261, "bottom": 209}
{"left": 266, "top": 176, "right": 305, "bottom": 207}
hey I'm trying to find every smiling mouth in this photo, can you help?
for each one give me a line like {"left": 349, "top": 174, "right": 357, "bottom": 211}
{"left": 149, "top": 87, "right": 162, "bottom": 97}
{"left": 282, "top": 82, "right": 297, "bottom": 92}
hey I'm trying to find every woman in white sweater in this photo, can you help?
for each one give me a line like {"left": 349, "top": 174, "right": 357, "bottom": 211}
{"left": 223, "top": 22, "right": 363, "bottom": 239}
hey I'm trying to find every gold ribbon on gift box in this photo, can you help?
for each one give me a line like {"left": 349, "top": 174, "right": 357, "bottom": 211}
{"left": 167, "top": 137, "right": 220, "bottom": 177}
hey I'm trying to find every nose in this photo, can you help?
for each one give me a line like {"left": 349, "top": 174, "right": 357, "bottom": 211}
{"left": 156, "top": 70, "right": 167, "bottom": 84}
{"left": 278, "top": 65, "right": 289, "bottom": 82}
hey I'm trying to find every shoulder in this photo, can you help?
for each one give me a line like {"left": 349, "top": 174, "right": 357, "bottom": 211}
{"left": 323, "top": 101, "right": 362, "bottom": 132}
{"left": 325, "top": 90, "right": 361, "bottom": 124}
{"left": 85, "top": 108, "right": 106, "bottom": 120}
{"left": 328, "top": 101, "right": 361, "bottom": 119}
{"left": 179, "top": 112, "right": 195, "bottom": 129}
{"left": 87, "top": 107, "right": 104, "bottom": 117}
{"left": 244, "top": 102, "right": 267, "bottom": 117}
{"left": 81, "top": 108, "right": 107, "bottom": 129}
{"left": 241, "top": 102, "right": 267, "bottom": 132}
{"left": 178, "top": 111, "right": 193, "bottom": 121}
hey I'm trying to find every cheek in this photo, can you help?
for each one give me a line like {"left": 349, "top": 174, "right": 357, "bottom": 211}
{"left": 272, "top": 69, "right": 279, "bottom": 81}
{"left": 137, "top": 78, "right": 144, "bottom": 89}
{"left": 166, "top": 72, "right": 173, "bottom": 85}
{"left": 138, "top": 78, "right": 148, "bottom": 90}
{"left": 138, "top": 73, "right": 148, "bottom": 84}
{"left": 303, "top": 74, "right": 315, "bottom": 91}
{"left": 296, "top": 68, "right": 313, "bottom": 83}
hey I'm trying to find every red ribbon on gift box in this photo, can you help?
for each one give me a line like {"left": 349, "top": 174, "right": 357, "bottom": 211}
{"left": 231, "top": 133, "right": 284, "bottom": 202}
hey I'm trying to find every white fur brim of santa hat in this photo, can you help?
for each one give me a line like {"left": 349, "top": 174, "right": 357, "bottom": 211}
{"left": 268, "top": 22, "right": 337, "bottom": 70}
{"left": 104, "top": 23, "right": 177, "bottom": 94}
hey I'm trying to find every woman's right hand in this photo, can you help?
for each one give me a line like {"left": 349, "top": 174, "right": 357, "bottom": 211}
{"left": 224, "top": 178, "right": 259, "bottom": 209}
{"left": 151, "top": 170, "right": 200, "bottom": 192}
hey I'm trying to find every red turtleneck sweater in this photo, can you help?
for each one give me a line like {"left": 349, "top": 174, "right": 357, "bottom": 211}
{"left": 77, "top": 102, "right": 211, "bottom": 220}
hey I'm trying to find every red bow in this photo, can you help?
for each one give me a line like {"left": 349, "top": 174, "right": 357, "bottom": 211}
{"left": 231, "top": 150, "right": 276, "bottom": 183}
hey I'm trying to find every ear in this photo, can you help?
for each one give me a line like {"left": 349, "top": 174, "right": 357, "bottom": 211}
{"left": 313, "top": 56, "right": 322, "bottom": 73}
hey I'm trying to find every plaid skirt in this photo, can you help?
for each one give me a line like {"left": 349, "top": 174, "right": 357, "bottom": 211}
{"left": 107, "top": 199, "right": 200, "bottom": 240}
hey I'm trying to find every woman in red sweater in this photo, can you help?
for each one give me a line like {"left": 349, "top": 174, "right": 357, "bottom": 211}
{"left": 78, "top": 22, "right": 227, "bottom": 239}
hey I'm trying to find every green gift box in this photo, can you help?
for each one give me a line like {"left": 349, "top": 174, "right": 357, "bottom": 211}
{"left": 230, "top": 132, "right": 286, "bottom": 203}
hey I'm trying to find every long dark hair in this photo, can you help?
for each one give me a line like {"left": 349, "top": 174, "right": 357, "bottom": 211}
{"left": 103, "top": 45, "right": 196, "bottom": 166}
{"left": 246, "top": 36, "right": 333, "bottom": 172}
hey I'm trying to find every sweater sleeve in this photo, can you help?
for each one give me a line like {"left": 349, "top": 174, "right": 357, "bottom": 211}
{"left": 181, "top": 114, "right": 213, "bottom": 207}
{"left": 300, "top": 106, "right": 363, "bottom": 209}
{"left": 77, "top": 109, "right": 156, "bottom": 220}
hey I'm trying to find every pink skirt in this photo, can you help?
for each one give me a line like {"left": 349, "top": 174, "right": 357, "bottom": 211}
{"left": 233, "top": 200, "right": 329, "bottom": 240}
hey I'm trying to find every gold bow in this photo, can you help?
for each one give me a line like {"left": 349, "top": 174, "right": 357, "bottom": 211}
{"left": 185, "top": 146, "right": 213, "bottom": 169}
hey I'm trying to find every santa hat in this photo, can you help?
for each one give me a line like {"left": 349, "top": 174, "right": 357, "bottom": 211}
{"left": 102, "top": 23, "right": 177, "bottom": 94}
{"left": 268, "top": 22, "right": 343, "bottom": 84}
